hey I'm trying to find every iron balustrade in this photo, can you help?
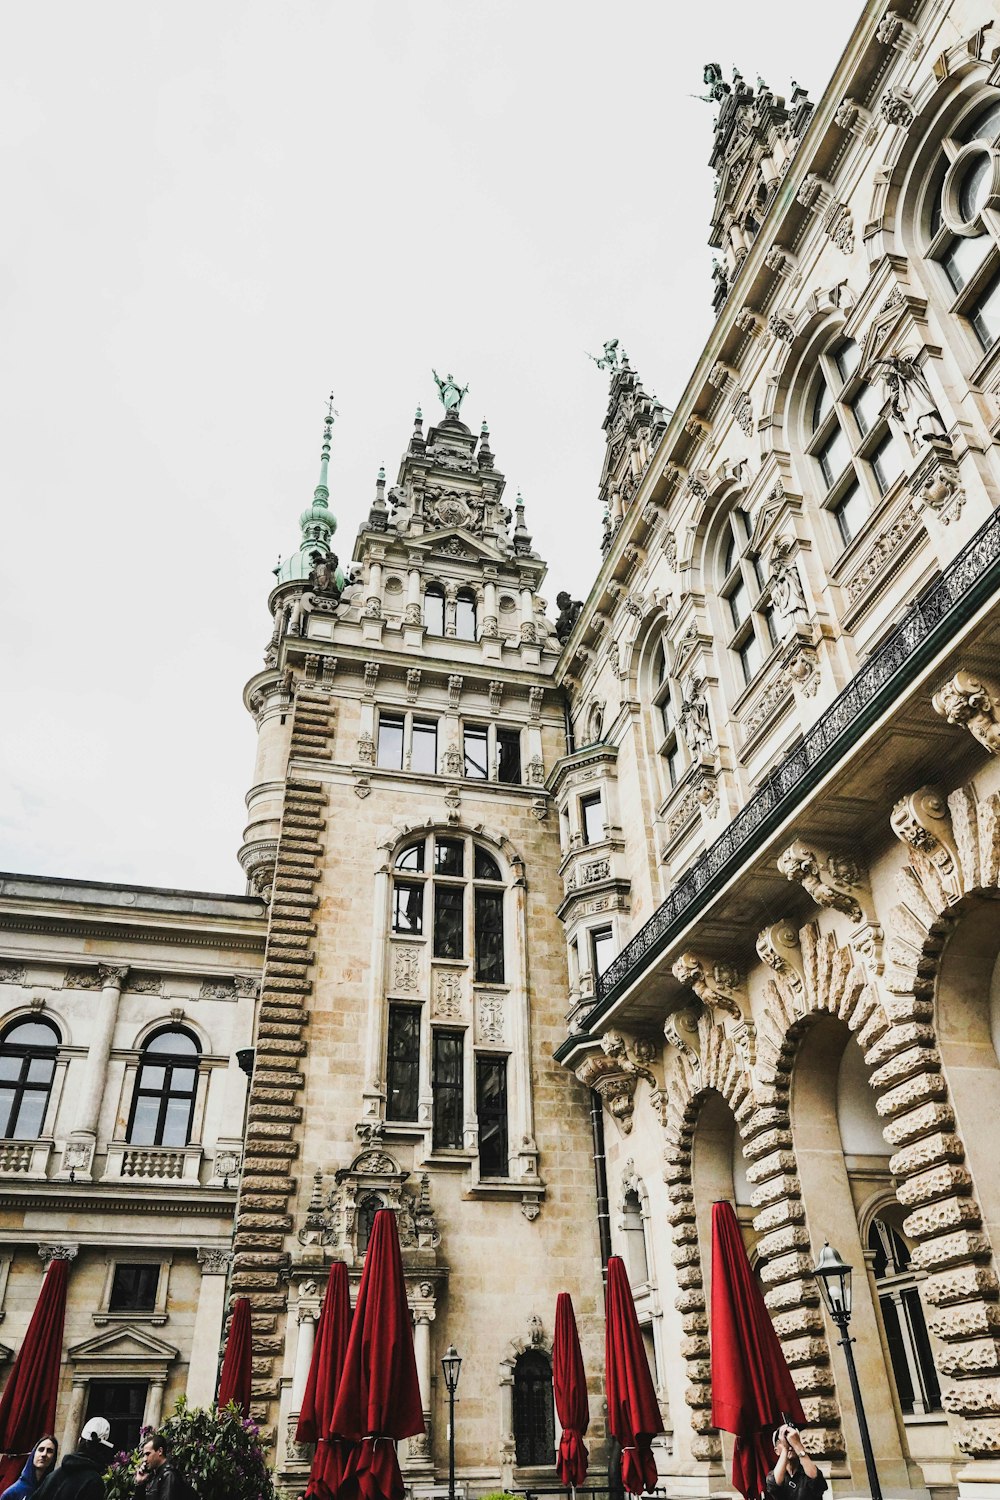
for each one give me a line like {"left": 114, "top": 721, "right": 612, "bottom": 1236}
{"left": 579, "top": 503, "right": 1000, "bottom": 1032}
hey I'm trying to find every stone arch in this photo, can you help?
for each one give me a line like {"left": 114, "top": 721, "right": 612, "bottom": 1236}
{"left": 378, "top": 821, "right": 526, "bottom": 878}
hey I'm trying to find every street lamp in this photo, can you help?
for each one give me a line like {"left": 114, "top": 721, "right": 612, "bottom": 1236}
{"left": 813, "top": 1243, "right": 883, "bottom": 1500}
{"left": 441, "top": 1345, "right": 462, "bottom": 1500}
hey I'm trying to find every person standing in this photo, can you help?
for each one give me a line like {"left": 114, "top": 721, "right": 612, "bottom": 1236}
{"left": 34, "top": 1419, "right": 110, "bottom": 1500}
{"left": 131, "top": 1435, "right": 186, "bottom": 1500}
{"left": 0, "top": 1436, "right": 59, "bottom": 1498}
{"left": 765, "top": 1423, "right": 827, "bottom": 1500}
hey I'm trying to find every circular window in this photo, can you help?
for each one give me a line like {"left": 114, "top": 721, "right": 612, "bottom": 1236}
{"left": 942, "top": 142, "right": 999, "bottom": 236}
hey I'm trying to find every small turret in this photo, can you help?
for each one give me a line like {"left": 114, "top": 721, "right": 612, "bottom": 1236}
{"left": 274, "top": 394, "right": 346, "bottom": 590}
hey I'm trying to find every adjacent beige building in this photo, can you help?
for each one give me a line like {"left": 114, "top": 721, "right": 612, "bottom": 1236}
{"left": 5, "top": 0, "right": 1000, "bottom": 1496}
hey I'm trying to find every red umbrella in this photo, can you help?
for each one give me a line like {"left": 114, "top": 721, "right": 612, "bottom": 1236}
{"left": 553, "top": 1292, "right": 589, "bottom": 1489}
{"left": 297, "top": 1263, "right": 354, "bottom": 1500}
{"left": 605, "top": 1256, "right": 662, "bottom": 1495}
{"left": 331, "top": 1209, "right": 424, "bottom": 1500}
{"left": 218, "top": 1297, "right": 253, "bottom": 1418}
{"left": 710, "top": 1201, "right": 805, "bottom": 1500}
{"left": 0, "top": 1256, "right": 69, "bottom": 1492}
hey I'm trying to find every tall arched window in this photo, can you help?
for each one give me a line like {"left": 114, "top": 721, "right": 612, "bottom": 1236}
{"left": 356, "top": 1193, "right": 384, "bottom": 1255}
{"left": 455, "top": 589, "right": 477, "bottom": 641}
{"left": 868, "top": 1214, "right": 941, "bottom": 1417}
{"left": 924, "top": 95, "right": 1000, "bottom": 355}
{"left": 127, "top": 1028, "right": 200, "bottom": 1148}
{"left": 806, "top": 337, "right": 905, "bottom": 547}
{"left": 0, "top": 1018, "right": 59, "bottom": 1140}
{"left": 718, "top": 508, "right": 776, "bottom": 686}
{"left": 650, "top": 638, "right": 681, "bottom": 788}
{"left": 424, "top": 584, "right": 445, "bottom": 636}
{"left": 513, "top": 1350, "right": 555, "bottom": 1467}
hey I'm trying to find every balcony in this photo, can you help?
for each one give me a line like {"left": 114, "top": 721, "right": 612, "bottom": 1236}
{"left": 556, "top": 502, "right": 1000, "bottom": 1060}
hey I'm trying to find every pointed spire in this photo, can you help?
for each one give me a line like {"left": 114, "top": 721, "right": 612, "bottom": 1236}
{"left": 512, "top": 489, "right": 533, "bottom": 557}
{"left": 273, "top": 392, "right": 342, "bottom": 586}
{"left": 408, "top": 402, "right": 426, "bottom": 456}
{"left": 314, "top": 390, "right": 336, "bottom": 503}
{"left": 478, "top": 415, "right": 494, "bottom": 471}
{"left": 368, "top": 460, "right": 389, "bottom": 531}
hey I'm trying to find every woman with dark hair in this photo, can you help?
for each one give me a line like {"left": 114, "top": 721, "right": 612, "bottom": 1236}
{"left": 0, "top": 1436, "right": 59, "bottom": 1499}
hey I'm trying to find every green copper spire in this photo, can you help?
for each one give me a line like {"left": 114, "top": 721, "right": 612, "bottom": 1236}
{"left": 274, "top": 393, "right": 344, "bottom": 588}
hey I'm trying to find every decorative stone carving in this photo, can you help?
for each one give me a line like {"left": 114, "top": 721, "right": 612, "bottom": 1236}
{"left": 404, "top": 603, "right": 423, "bottom": 627}
{"left": 197, "top": 1248, "right": 233, "bottom": 1275}
{"left": 528, "top": 687, "right": 543, "bottom": 720}
{"left": 664, "top": 1004, "right": 703, "bottom": 1069}
{"left": 39, "top": 1244, "right": 78, "bottom": 1266}
{"left": 0, "top": 964, "right": 26, "bottom": 985}
{"left": 777, "top": 840, "right": 865, "bottom": 922}
{"left": 363, "top": 662, "right": 380, "bottom": 696}
{"left": 835, "top": 97, "right": 873, "bottom": 138}
{"left": 200, "top": 978, "right": 237, "bottom": 1000}
{"left": 768, "top": 538, "right": 807, "bottom": 626}
{"left": 824, "top": 202, "right": 855, "bottom": 254}
{"left": 767, "top": 309, "right": 796, "bottom": 344}
{"left": 756, "top": 920, "right": 805, "bottom": 996}
{"left": 405, "top": 669, "right": 421, "bottom": 703}
{"left": 880, "top": 85, "right": 914, "bottom": 128}
{"left": 876, "top": 11, "right": 922, "bottom": 57}
{"left": 783, "top": 644, "right": 820, "bottom": 698}
{"left": 678, "top": 675, "right": 714, "bottom": 756}
{"left": 847, "top": 502, "right": 922, "bottom": 601}
{"left": 126, "top": 974, "right": 163, "bottom": 995}
{"left": 526, "top": 756, "right": 545, "bottom": 786}
{"left": 391, "top": 946, "right": 420, "bottom": 994}
{"left": 732, "top": 389, "right": 753, "bottom": 437}
{"left": 441, "top": 745, "right": 463, "bottom": 777}
{"left": 476, "top": 991, "right": 505, "bottom": 1044}
{"left": 447, "top": 675, "right": 464, "bottom": 708}
{"left": 933, "top": 671, "right": 1000, "bottom": 755}
{"left": 63, "top": 968, "right": 104, "bottom": 991}
{"left": 573, "top": 1031, "right": 655, "bottom": 1135}
{"left": 488, "top": 680, "right": 503, "bottom": 715}
{"left": 432, "top": 970, "right": 463, "bottom": 1020}
{"left": 891, "top": 786, "right": 964, "bottom": 904}
{"left": 908, "top": 439, "right": 965, "bottom": 524}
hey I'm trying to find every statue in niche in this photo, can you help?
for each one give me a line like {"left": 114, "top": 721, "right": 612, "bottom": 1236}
{"left": 768, "top": 538, "right": 807, "bottom": 624}
{"left": 555, "top": 592, "right": 584, "bottom": 644}
{"left": 872, "top": 354, "right": 948, "bottom": 449}
{"left": 679, "top": 676, "right": 713, "bottom": 755}
{"left": 286, "top": 591, "right": 314, "bottom": 637}
{"left": 432, "top": 369, "right": 469, "bottom": 416}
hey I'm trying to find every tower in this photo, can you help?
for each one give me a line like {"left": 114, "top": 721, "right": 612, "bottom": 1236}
{"left": 235, "top": 382, "right": 603, "bottom": 1489}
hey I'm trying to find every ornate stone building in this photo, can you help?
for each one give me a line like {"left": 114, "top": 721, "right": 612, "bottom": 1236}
{"left": 5, "top": 0, "right": 1000, "bottom": 1497}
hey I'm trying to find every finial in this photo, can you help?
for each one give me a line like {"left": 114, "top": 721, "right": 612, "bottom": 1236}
{"left": 513, "top": 490, "right": 533, "bottom": 557}
{"left": 414, "top": 404, "right": 423, "bottom": 426}
{"left": 315, "top": 391, "right": 337, "bottom": 505}
{"left": 481, "top": 416, "right": 489, "bottom": 436}
{"left": 378, "top": 464, "right": 386, "bottom": 483}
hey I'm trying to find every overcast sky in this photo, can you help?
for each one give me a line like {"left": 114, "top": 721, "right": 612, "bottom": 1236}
{"left": 2, "top": 1, "right": 858, "bottom": 894}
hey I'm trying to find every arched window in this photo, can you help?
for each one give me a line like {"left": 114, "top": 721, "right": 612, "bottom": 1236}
{"left": 513, "top": 1350, "right": 555, "bottom": 1467}
{"left": 424, "top": 583, "right": 445, "bottom": 636}
{"left": 805, "top": 337, "right": 905, "bottom": 547}
{"left": 127, "top": 1028, "right": 200, "bottom": 1148}
{"left": 650, "top": 639, "right": 681, "bottom": 788}
{"left": 623, "top": 1187, "right": 650, "bottom": 1286}
{"left": 455, "top": 589, "right": 477, "bottom": 641}
{"left": 924, "top": 95, "right": 1000, "bottom": 355}
{"left": 718, "top": 508, "right": 777, "bottom": 686}
{"left": 0, "top": 1018, "right": 59, "bottom": 1140}
{"left": 868, "top": 1214, "right": 941, "bottom": 1417}
{"left": 356, "top": 1193, "right": 384, "bottom": 1255}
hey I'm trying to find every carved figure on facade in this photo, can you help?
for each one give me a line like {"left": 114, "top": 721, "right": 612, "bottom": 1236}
{"left": 679, "top": 675, "right": 714, "bottom": 756}
{"left": 573, "top": 1031, "right": 656, "bottom": 1135}
{"left": 777, "top": 839, "right": 865, "bottom": 922}
{"left": 933, "top": 671, "right": 1000, "bottom": 755}
{"left": 587, "top": 339, "right": 621, "bottom": 373}
{"left": 890, "top": 786, "right": 964, "bottom": 904}
{"left": 555, "top": 593, "right": 584, "bottom": 644}
{"left": 768, "top": 538, "right": 808, "bottom": 627}
{"left": 873, "top": 354, "right": 948, "bottom": 449}
{"left": 431, "top": 370, "right": 469, "bottom": 416}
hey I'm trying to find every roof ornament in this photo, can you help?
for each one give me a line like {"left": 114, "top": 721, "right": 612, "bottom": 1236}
{"left": 432, "top": 369, "right": 469, "bottom": 417}
{"left": 315, "top": 391, "right": 337, "bottom": 502}
{"left": 587, "top": 338, "right": 621, "bottom": 373}
{"left": 695, "top": 63, "right": 731, "bottom": 104}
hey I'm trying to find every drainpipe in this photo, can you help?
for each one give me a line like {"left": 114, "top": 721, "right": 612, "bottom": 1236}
{"left": 590, "top": 1090, "right": 612, "bottom": 1273}
{"left": 563, "top": 687, "right": 576, "bottom": 757}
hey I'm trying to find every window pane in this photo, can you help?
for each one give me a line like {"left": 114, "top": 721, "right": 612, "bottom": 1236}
{"left": 764, "top": 606, "right": 778, "bottom": 649}
{"left": 455, "top": 593, "right": 477, "bottom": 641}
{"left": 941, "top": 231, "right": 991, "bottom": 292}
{"left": 110, "top": 1263, "right": 159, "bottom": 1313}
{"left": 965, "top": 99, "right": 1000, "bottom": 144}
{"left": 818, "top": 424, "right": 850, "bottom": 489}
{"left": 879, "top": 1294, "right": 916, "bottom": 1415}
{"left": 513, "top": 1351, "right": 555, "bottom": 1468}
{"left": 435, "top": 838, "right": 464, "bottom": 876}
{"left": 959, "top": 153, "right": 991, "bottom": 221}
{"left": 138, "top": 1065, "right": 166, "bottom": 1092}
{"left": 870, "top": 431, "right": 904, "bottom": 495}
{"left": 432, "top": 1031, "right": 464, "bottom": 1149}
{"left": 591, "top": 927, "right": 614, "bottom": 977}
{"left": 392, "top": 881, "right": 424, "bottom": 935}
{"left": 433, "top": 885, "right": 464, "bottom": 960}
{"left": 0, "top": 1057, "right": 21, "bottom": 1082}
{"left": 169, "top": 1067, "right": 196, "bottom": 1095}
{"left": 851, "top": 382, "right": 882, "bottom": 436}
{"left": 474, "top": 889, "right": 504, "bottom": 983}
{"left": 581, "top": 794, "right": 604, "bottom": 846}
{"left": 10, "top": 1090, "right": 46, "bottom": 1140}
{"left": 476, "top": 1057, "right": 508, "bottom": 1178}
{"left": 161, "top": 1097, "right": 192, "bottom": 1147}
{"left": 463, "top": 725, "right": 488, "bottom": 779}
{"left": 723, "top": 533, "right": 738, "bottom": 577}
{"left": 728, "top": 579, "right": 750, "bottom": 629}
{"left": 377, "top": 714, "right": 404, "bottom": 770}
{"left": 128, "top": 1095, "right": 160, "bottom": 1146}
{"left": 474, "top": 847, "right": 501, "bottom": 881}
{"left": 411, "top": 719, "right": 437, "bottom": 775}
{"left": 834, "top": 339, "right": 861, "bottom": 384}
{"left": 386, "top": 1006, "right": 420, "bottom": 1122}
{"left": 395, "top": 842, "right": 424, "bottom": 872}
{"left": 812, "top": 378, "right": 833, "bottom": 431}
{"left": 0, "top": 1089, "right": 15, "bottom": 1138}
{"left": 739, "top": 632, "right": 763, "bottom": 684}
{"left": 26, "top": 1058, "right": 54, "bottom": 1084}
{"left": 2, "top": 1021, "right": 59, "bottom": 1049}
{"left": 146, "top": 1030, "right": 197, "bottom": 1055}
{"left": 666, "top": 742, "right": 680, "bottom": 789}
{"left": 424, "top": 588, "right": 445, "bottom": 635}
{"left": 971, "top": 270, "right": 1000, "bottom": 350}
{"left": 86, "top": 1381, "right": 149, "bottom": 1457}
{"left": 496, "top": 728, "right": 521, "bottom": 784}
{"left": 902, "top": 1287, "right": 942, "bottom": 1411}
{"left": 834, "top": 482, "right": 870, "bottom": 546}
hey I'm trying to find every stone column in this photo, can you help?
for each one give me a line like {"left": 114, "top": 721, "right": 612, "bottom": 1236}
{"left": 519, "top": 583, "right": 534, "bottom": 635}
{"left": 186, "top": 1250, "right": 231, "bottom": 1409}
{"left": 405, "top": 559, "right": 423, "bottom": 627}
{"left": 67, "top": 964, "right": 127, "bottom": 1176}
{"left": 62, "top": 1379, "right": 88, "bottom": 1454}
{"left": 482, "top": 577, "right": 499, "bottom": 637}
{"left": 406, "top": 1295, "right": 435, "bottom": 1471}
{"left": 144, "top": 1378, "right": 165, "bottom": 1431}
{"left": 444, "top": 583, "right": 458, "bottom": 638}
{"left": 365, "top": 559, "right": 384, "bottom": 618}
{"left": 291, "top": 1292, "right": 321, "bottom": 1409}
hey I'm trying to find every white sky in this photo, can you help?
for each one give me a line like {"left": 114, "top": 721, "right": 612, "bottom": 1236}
{"left": 1, "top": 1, "right": 858, "bottom": 894}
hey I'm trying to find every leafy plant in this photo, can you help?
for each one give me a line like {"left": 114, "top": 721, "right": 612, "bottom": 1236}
{"left": 104, "top": 1397, "right": 275, "bottom": 1500}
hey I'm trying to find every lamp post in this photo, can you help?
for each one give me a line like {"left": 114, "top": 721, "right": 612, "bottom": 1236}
{"left": 813, "top": 1243, "right": 883, "bottom": 1500}
{"left": 441, "top": 1344, "right": 462, "bottom": 1500}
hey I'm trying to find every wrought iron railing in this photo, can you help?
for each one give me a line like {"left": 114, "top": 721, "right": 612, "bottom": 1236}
{"left": 584, "top": 503, "right": 1000, "bottom": 1025}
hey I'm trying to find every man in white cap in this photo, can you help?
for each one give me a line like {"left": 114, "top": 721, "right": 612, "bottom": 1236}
{"left": 33, "top": 1416, "right": 110, "bottom": 1500}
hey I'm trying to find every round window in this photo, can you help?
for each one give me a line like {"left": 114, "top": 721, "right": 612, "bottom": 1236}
{"left": 942, "top": 142, "right": 999, "bottom": 236}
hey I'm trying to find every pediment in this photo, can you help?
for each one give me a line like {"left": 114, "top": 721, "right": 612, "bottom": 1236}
{"left": 69, "top": 1325, "right": 179, "bottom": 1362}
{"left": 409, "top": 526, "right": 504, "bottom": 563}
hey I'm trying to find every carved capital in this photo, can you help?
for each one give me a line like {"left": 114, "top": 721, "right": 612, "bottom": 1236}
{"left": 933, "top": 672, "right": 1000, "bottom": 755}
{"left": 777, "top": 840, "right": 865, "bottom": 922}
{"left": 39, "top": 1244, "right": 78, "bottom": 1267}
{"left": 97, "top": 964, "right": 129, "bottom": 989}
{"left": 197, "top": 1248, "right": 233, "bottom": 1276}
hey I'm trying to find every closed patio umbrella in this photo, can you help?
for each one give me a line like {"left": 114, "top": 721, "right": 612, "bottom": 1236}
{"left": 710, "top": 1200, "right": 805, "bottom": 1500}
{"left": 553, "top": 1291, "right": 589, "bottom": 1490}
{"left": 297, "top": 1262, "right": 354, "bottom": 1499}
{"left": 605, "top": 1256, "right": 663, "bottom": 1495}
{"left": 331, "top": 1209, "right": 424, "bottom": 1500}
{"left": 217, "top": 1296, "right": 253, "bottom": 1418}
{"left": 0, "top": 1255, "right": 70, "bottom": 1492}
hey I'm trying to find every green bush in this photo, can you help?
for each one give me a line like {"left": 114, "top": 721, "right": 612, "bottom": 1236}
{"left": 104, "top": 1397, "right": 276, "bottom": 1500}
